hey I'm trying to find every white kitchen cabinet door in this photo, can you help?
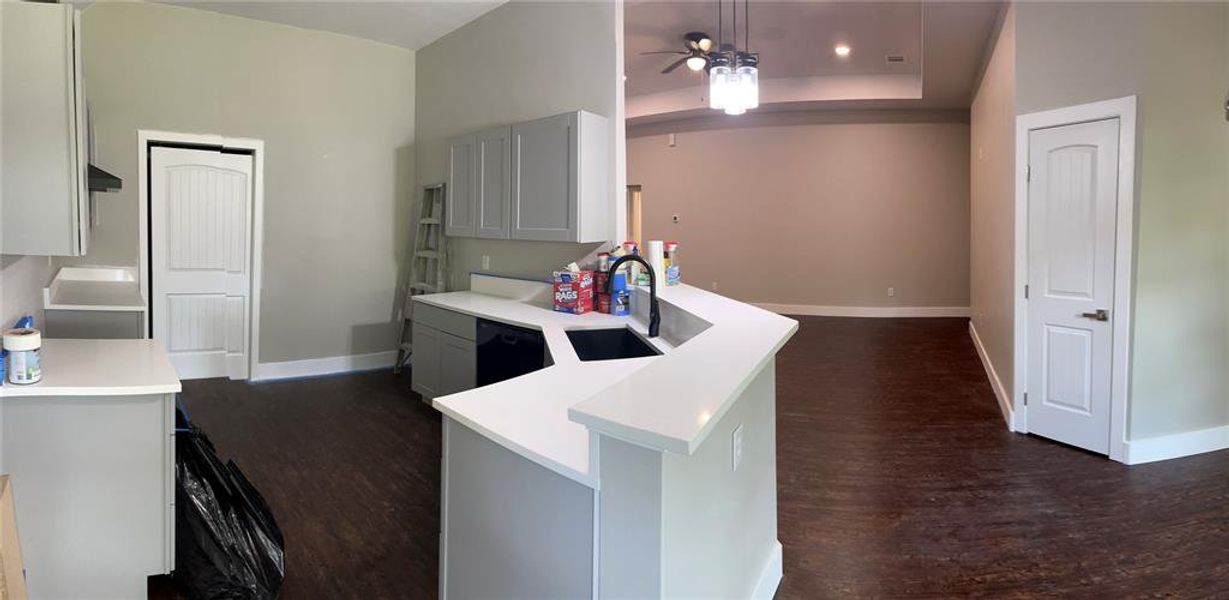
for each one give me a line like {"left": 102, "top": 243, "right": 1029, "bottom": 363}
{"left": 510, "top": 113, "right": 575, "bottom": 242}
{"left": 510, "top": 110, "right": 610, "bottom": 243}
{"left": 1, "top": 2, "right": 89, "bottom": 256}
{"left": 446, "top": 135, "right": 477, "bottom": 237}
{"left": 440, "top": 331, "right": 477, "bottom": 396}
{"left": 475, "top": 126, "right": 512, "bottom": 239}
{"left": 412, "top": 324, "right": 443, "bottom": 399}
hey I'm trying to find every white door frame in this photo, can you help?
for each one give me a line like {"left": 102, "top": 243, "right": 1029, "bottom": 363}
{"left": 138, "top": 130, "right": 266, "bottom": 380}
{"left": 1013, "top": 96, "right": 1136, "bottom": 463}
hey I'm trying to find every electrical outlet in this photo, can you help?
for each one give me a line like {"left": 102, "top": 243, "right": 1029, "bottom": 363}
{"left": 482, "top": 255, "right": 491, "bottom": 270}
{"left": 668, "top": 133, "right": 677, "bottom": 147}
{"left": 711, "top": 281, "right": 719, "bottom": 292}
{"left": 672, "top": 214, "right": 680, "bottom": 224}
{"left": 732, "top": 424, "right": 744, "bottom": 472}
{"left": 888, "top": 286, "right": 895, "bottom": 297}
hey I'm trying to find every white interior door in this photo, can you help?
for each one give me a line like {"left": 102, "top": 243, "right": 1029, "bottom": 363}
{"left": 1026, "top": 118, "right": 1120, "bottom": 453}
{"left": 151, "top": 147, "right": 254, "bottom": 380}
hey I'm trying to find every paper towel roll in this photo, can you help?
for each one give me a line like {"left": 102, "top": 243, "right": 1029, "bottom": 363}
{"left": 3, "top": 328, "right": 41, "bottom": 351}
{"left": 646, "top": 240, "right": 666, "bottom": 282}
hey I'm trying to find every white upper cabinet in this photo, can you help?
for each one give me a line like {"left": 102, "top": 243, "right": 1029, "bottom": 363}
{"left": 475, "top": 126, "right": 512, "bottom": 239}
{"left": 1, "top": 2, "right": 89, "bottom": 256}
{"left": 444, "top": 110, "right": 610, "bottom": 243}
{"left": 445, "top": 134, "right": 477, "bottom": 237}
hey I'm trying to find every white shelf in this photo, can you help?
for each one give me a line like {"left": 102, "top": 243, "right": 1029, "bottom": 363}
{"left": 43, "top": 266, "right": 145, "bottom": 312}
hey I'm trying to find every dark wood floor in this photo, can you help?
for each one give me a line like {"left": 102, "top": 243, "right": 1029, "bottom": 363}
{"left": 174, "top": 316, "right": 1229, "bottom": 598}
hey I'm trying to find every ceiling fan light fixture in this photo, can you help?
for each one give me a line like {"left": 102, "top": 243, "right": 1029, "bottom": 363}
{"left": 686, "top": 55, "right": 708, "bottom": 71}
{"left": 709, "top": 0, "right": 757, "bottom": 116}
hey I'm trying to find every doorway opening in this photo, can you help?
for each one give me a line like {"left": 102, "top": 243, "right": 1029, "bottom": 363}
{"left": 139, "top": 131, "right": 265, "bottom": 380}
{"left": 1013, "top": 96, "right": 1136, "bottom": 462}
{"left": 626, "top": 184, "right": 643, "bottom": 244}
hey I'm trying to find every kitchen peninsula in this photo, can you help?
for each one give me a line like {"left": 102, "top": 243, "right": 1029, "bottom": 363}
{"left": 416, "top": 274, "right": 798, "bottom": 599}
{"left": 0, "top": 339, "right": 180, "bottom": 599}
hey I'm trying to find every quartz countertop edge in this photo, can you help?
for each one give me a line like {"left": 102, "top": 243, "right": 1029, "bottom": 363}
{"left": 567, "top": 286, "right": 799, "bottom": 454}
{"left": 418, "top": 291, "right": 665, "bottom": 489}
{"left": 417, "top": 284, "right": 798, "bottom": 487}
{"left": 0, "top": 339, "right": 182, "bottom": 398}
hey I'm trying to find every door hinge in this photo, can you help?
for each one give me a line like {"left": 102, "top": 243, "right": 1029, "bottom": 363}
{"left": 1026, "top": 164, "right": 1031, "bottom": 181}
{"left": 1024, "top": 284, "right": 1029, "bottom": 299}
{"left": 1023, "top": 392, "right": 1028, "bottom": 406}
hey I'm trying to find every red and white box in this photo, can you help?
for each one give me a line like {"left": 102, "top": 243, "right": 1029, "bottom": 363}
{"left": 553, "top": 270, "right": 594, "bottom": 314}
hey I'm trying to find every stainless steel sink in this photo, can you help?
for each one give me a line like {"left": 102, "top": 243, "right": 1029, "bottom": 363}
{"left": 566, "top": 328, "right": 660, "bottom": 362}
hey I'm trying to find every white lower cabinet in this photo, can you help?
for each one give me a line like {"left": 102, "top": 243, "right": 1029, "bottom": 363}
{"left": 411, "top": 324, "right": 444, "bottom": 399}
{"left": 411, "top": 303, "right": 476, "bottom": 400}
{"left": 439, "top": 333, "right": 477, "bottom": 396}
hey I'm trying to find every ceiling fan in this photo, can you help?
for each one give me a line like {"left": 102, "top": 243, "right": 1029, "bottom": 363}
{"left": 641, "top": 31, "right": 715, "bottom": 74}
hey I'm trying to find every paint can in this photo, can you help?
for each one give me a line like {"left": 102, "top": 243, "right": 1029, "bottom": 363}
{"left": 4, "top": 328, "right": 42, "bottom": 385}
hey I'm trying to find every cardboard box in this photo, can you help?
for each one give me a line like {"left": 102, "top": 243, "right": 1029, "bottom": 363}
{"left": 1, "top": 475, "right": 28, "bottom": 600}
{"left": 552, "top": 270, "right": 594, "bottom": 314}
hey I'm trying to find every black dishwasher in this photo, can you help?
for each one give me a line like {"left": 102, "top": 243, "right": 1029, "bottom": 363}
{"left": 476, "top": 319, "right": 548, "bottom": 387}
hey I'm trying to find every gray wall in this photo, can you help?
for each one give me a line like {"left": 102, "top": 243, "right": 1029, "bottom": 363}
{"left": 660, "top": 361, "right": 778, "bottom": 598}
{"left": 627, "top": 121, "right": 971, "bottom": 309}
{"left": 0, "top": 255, "right": 50, "bottom": 328}
{"left": 415, "top": 1, "right": 624, "bottom": 290}
{"left": 69, "top": 2, "right": 416, "bottom": 363}
{"left": 969, "top": 5, "right": 1016, "bottom": 397}
{"left": 1014, "top": 2, "right": 1229, "bottom": 440}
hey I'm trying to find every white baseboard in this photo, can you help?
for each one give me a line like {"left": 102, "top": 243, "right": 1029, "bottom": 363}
{"left": 755, "top": 303, "right": 970, "bottom": 318}
{"left": 968, "top": 322, "right": 1016, "bottom": 432}
{"left": 1124, "top": 425, "right": 1229, "bottom": 465}
{"left": 750, "top": 540, "right": 783, "bottom": 600}
{"left": 252, "top": 350, "right": 396, "bottom": 382}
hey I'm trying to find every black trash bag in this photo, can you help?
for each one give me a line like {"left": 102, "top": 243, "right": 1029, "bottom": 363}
{"left": 175, "top": 416, "right": 285, "bottom": 600}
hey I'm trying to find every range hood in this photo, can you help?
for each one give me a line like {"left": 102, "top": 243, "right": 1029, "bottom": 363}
{"left": 88, "top": 164, "right": 122, "bottom": 192}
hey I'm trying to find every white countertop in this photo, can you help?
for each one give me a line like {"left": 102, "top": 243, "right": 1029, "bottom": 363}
{"left": 420, "top": 278, "right": 797, "bottom": 488}
{"left": 44, "top": 266, "right": 145, "bottom": 311}
{"left": 1, "top": 339, "right": 181, "bottom": 398}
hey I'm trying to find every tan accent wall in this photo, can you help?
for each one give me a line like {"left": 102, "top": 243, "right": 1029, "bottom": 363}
{"left": 969, "top": 5, "right": 1017, "bottom": 399}
{"left": 626, "top": 121, "right": 970, "bottom": 309}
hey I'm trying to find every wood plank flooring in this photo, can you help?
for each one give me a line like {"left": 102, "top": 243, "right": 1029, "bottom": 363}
{"left": 169, "top": 316, "right": 1229, "bottom": 598}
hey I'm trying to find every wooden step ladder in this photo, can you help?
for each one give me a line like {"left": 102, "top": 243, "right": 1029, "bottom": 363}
{"left": 394, "top": 184, "right": 447, "bottom": 373}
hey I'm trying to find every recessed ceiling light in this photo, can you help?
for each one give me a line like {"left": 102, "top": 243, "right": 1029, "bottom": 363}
{"left": 834, "top": 43, "right": 851, "bottom": 58}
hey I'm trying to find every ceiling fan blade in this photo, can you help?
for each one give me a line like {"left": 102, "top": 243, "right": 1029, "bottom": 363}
{"left": 641, "top": 50, "right": 687, "bottom": 56}
{"left": 661, "top": 56, "right": 688, "bottom": 74}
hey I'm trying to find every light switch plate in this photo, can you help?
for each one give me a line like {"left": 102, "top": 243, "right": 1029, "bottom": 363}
{"left": 732, "top": 424, "right": 744, "bottom": 472}
{"left": 482, "top": 255, "right": 491, "bottom": 270}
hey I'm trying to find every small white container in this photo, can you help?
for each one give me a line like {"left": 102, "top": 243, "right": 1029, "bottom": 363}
{"left": 4, "top": 328, "right": 42, "bottom": 385}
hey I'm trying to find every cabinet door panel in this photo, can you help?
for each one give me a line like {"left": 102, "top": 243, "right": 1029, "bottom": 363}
{"left": 511, "top": 113, "right": 577, "bottom": 242}
{"left": 440, "top": 332, "right": 476, "bottom": 396}
{"left": 1, "top": 2, "right": 84, "bottom": 256}
{"left": 445, "top": 135, "right": 476, "bottom": 237}
{"left": 412, "top": 324, "right": 443, "bottom": 399}
{"left": 476, "top": 126, "right": 511, "bottom": 239}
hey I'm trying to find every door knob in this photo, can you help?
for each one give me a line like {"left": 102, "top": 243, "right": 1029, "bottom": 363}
{"left": 1080, "top": 309, "right": 1110, "bottom": 321}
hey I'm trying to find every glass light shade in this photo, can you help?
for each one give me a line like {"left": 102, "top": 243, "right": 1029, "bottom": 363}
{"left": 735, "top": 65, "right": 759, "bottom": 109}
{"left": 686, "top": 55, "right": 707, "bottom": 71}
{"left": 708, "top": 65, "right": 731, "bottom": 110}
{"left": 722, "top": 71, "right": 747, "bottom": 115}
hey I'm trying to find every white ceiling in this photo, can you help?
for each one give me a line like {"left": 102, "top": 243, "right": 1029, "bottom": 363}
{"left": 158, "top": 0, "right": 507, "bottom": 50}
{"left": 625, "top": 1, "right": 1002, "bottom": 120}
